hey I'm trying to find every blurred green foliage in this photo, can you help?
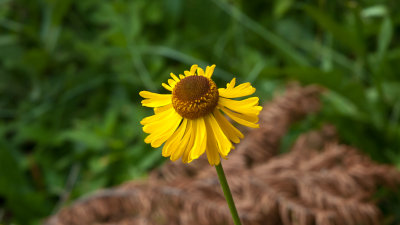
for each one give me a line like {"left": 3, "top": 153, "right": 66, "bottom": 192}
{"left": 1, "top": 0, "right": 400, "bottom": 224}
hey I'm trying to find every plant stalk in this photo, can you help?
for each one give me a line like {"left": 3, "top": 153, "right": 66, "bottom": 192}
{"left": 215, "top": 162, "right": 242, "bottom": 225}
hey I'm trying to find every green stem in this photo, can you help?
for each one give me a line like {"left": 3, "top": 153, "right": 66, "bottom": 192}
{"left": 215, "top": 162, "right": 242, "bottom": 225}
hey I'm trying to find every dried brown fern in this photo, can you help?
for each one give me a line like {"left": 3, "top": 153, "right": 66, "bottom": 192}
{"left": 45, "top": 85, "right": 400, "bottom": 225}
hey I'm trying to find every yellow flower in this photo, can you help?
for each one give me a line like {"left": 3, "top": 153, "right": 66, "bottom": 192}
{"left": 139, "top": 64, "right": 262, "bottom": 165}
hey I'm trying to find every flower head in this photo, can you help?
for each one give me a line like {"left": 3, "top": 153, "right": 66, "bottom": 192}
{"left": 140, "top": 64, "right": 262, "bottom": 165}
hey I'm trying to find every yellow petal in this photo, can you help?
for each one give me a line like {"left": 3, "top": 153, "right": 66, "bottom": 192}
{"left": 162, "top": 119, "right": 187, "bottom": 157}
{"left": 227, "top": 78, "right": 236, "bottom": 88}
{"left": 220, "top": 107, "right": 259, "bottom": 128}
{"left": 213, "top": 109, "right": 244, "bottom": 143}
{"left": 143, "top": 109, "right": 179, "bottom": 133}
{"left": 170, "top": 119, "right": 191, "bottom": 161}
{"left": 190, "top": 64, "right": 198, "bottom": 74}
{"left": 218, "top": 78, "right": 256, "bottom": 98}
{"left": 206, "top": 137, "right": 221, "bottom": 165}
{"left": 139, "top": 91, "right": 169, "bottom": 99}
{"left": 218, "top": 97, "right": 262, "bottom": 115}
{"left": 141, "top": 98, "right": 171, "bottom": 108}
{"left": 170, "top": 73, "right": 180, "bottom": 82}
{"left": 154, "top": 104, "right": 172, "bottom": 114}
{"left": 189, "top": 118, "right": 207, "bottom": 160}
{"left": 182, "top": 120, "right": 196, "bottom": 163}
{"left": 168, "top": 79, "right": 176, "bottom": 87}
{"left": 141, "top": 107, "right": 173, "bottom": 125}
{"left": 144, "top": 111, "right": 182, "bottom": 148}
{"left": 204, "top": 114, "right": 232, "bottom": 157}
{"left": 204, "top": 116, "right": 221, "bottom": 165}
{"left": 205, "top": 64, "right": 216, "bottom": 78}
{"left": 162, "top": 83, "right": 173, "bottom": 91}
{"left": 197, "top": 67, "right": 205, "bottom": 76}
{"left": 139, "top": 91, "right": 172, "bottom": 108}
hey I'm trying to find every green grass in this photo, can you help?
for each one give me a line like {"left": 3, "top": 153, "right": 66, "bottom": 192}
{"left": 1, "top": 0, "right": 400, "bottom": 224}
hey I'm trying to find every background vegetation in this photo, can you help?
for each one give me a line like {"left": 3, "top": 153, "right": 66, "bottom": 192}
{"left": 1, "top": 0, "right": 399, "bottom": 224}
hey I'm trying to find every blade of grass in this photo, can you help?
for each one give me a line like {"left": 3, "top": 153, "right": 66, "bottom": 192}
{"left": 260, "top": 67, "right": 368, "bottom": 111}
{"left": 210, "top": 0, "right": 309, "bottom": 66}
{"left": 303, "top": 5, "right": 364, "bottom": 56}
{"left": 377, "top": 17, "right": 393, "bottom": 61}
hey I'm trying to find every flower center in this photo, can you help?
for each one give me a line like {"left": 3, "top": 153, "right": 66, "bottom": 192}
{"left": 172, "top": 75, "right": 219, "bottom": 119}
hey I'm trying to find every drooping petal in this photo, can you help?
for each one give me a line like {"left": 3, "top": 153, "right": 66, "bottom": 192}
{"left": 154, "top": 104, "right": 172, "bottom": 114}
{"left": 221, "top": 105, "right": 259, "bottom": 123}
{"left": 162, "top": 119, "right": 188, "bottom": 157}
{"left": 143, "top": 110, "right": 182, "bottom": 148}
{"left": 205, "top": 134, "right": 221, "bottom": 165}
{"left": 204, "top": 114, "right": 232, "bottom": 157}
{"left": 213, "top": 109, "right": 244, "bottom": 143}
{"left": 204, "top": 115, "right": 222, "bottom": 165}
{"left": 182, "top": 120, "right": 197, "bottom": 163}
{"left": 218, "top": 78, "right": 256, "bottom": 98}
{"left": 143, "top": 109, "right": 179, "bottom": 133}
{"left": 189, "top": 118, "right": 207, "bottom": 160}
{"left": 218, "top": 97, "right": 262, "bottom": 115}
{"left": 220, "top": 107, "right": 259, "bottom": 128}
{"left": 141, "top": 106, "right": 173, "bottom": 125}
{"left": 170, "top": 119, "right": 191, "bottom": 161}
{"left": 141, "top": 97, "right": 170, "bottom": 109}
{"left": 139, "top": 91, "right": 172, "bottom": 108}
{"left": 139, "top": 91, "right": 171, "bottom": 98}
{"left": 205, "top": 64, "right": 216, "bottom": 78}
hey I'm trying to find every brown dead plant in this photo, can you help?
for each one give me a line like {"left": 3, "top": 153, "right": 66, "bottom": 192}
{"left": 45, "top": 85, "right": 400, "bottom": 225}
